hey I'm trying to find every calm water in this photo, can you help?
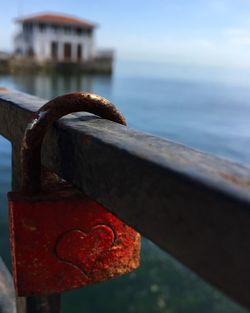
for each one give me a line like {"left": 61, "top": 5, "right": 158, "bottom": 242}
{"left": 0, "top": 60, "right": 250, "bottom": 313}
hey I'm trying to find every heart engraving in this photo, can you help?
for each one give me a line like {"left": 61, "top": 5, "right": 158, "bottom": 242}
{"left": 55, "top": 225, "right": 115, "bottom": 275}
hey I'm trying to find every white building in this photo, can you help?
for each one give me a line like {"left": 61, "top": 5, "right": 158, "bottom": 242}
{"left": 14, "top": 13, "right": 97, "bottom": 63}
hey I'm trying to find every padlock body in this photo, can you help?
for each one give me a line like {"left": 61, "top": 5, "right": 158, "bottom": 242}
{"left": 8, "top": 187, "right": 140, "bottom": 296}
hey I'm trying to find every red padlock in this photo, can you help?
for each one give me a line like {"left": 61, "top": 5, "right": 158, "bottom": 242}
{"left": 8, "top": 92, "right": 140, "bottom": 296}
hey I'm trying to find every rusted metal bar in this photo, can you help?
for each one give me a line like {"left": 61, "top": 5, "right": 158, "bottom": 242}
{"left": 0, "top": 90, "right": 250, "bottom": 309}
{"left": 0, "top": 257, "right": 16, "bottom": 313}
{"left": 21, "top": 92, "right": 126, "bottom": 193}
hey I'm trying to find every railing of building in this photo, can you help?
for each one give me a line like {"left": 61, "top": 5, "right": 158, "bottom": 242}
{"left": 0, "top": 89, "right": 250, "bottom": 313}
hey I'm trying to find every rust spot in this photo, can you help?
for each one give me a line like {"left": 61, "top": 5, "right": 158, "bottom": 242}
{"left": 220, "top": 173, "right": 250, "bottom": 188}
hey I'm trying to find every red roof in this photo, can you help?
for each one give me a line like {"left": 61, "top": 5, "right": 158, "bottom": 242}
{"left": 16, "top": 13, "right": 96, "bottom": 28}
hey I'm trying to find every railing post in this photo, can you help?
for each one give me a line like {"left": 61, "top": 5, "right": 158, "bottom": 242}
{"left": 11, "top": 143, "right": 61, "bottom": 313}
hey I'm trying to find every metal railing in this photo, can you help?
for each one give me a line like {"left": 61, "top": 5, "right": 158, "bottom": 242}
{"left": 0, "top": 89, "right": 250, "bottom": 312}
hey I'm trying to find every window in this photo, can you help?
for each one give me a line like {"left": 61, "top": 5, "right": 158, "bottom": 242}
{"left": 64, "top": 26, "right": 71, "bottom": 34}
{"left": 51, "top": 42, "right": 58, "bottom": 60}
{"left": 23, "top": 23, "right": 33, "bottom": 33}
{"left": 77, "top": 44, "right": 82, "bottom": 61}
{"left": 86, "top": 29, "right": 92, "bottom": 36}
{"left": 64, "top": 43, "right": 71, "bottom": 61}
{"left": 52, "top": 25, "right": 59, "bottom": 33}
{"left": 38, "top": 23, "right": 46, "bottom": 32}
{"left": 76, "top": 28, "right": 84, "bottom": 35}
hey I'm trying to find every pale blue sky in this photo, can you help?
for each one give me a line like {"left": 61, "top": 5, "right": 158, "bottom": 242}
{"left": 2, "top": 0, "right": 250, "bottom": 67}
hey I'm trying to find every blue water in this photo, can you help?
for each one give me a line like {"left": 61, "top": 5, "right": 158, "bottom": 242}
{"left": 0, "top": 60, "right": 249, "bottom": 312}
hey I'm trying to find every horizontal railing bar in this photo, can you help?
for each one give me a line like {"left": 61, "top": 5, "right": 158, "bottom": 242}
{"left": 0, "top": 89, "right": 250, "bottom": 309}
{"left": 0, "top": 257, "right": 16, "bottom": 313}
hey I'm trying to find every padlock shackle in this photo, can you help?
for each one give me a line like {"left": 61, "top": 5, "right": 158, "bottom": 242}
{"left": 21, "top": 92, "right": 127, "bottom": 194}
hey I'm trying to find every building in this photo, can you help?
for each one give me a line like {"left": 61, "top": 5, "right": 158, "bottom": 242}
{"left": 13, "top": 13, "right": 113, "bottom": 73}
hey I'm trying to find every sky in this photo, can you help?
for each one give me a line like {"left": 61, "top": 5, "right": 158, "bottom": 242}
{"left": 2, "top": 0, "right": 250, "bottom": 68}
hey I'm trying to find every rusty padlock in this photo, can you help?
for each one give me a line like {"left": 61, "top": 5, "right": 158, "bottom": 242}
{"left": 8, "top": 92, "right": 140, "bottom": 296}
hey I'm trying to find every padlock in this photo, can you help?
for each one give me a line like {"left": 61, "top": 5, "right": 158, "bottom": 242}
{"left": 8, "top": 92, "right": 140, "bottom": 296}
